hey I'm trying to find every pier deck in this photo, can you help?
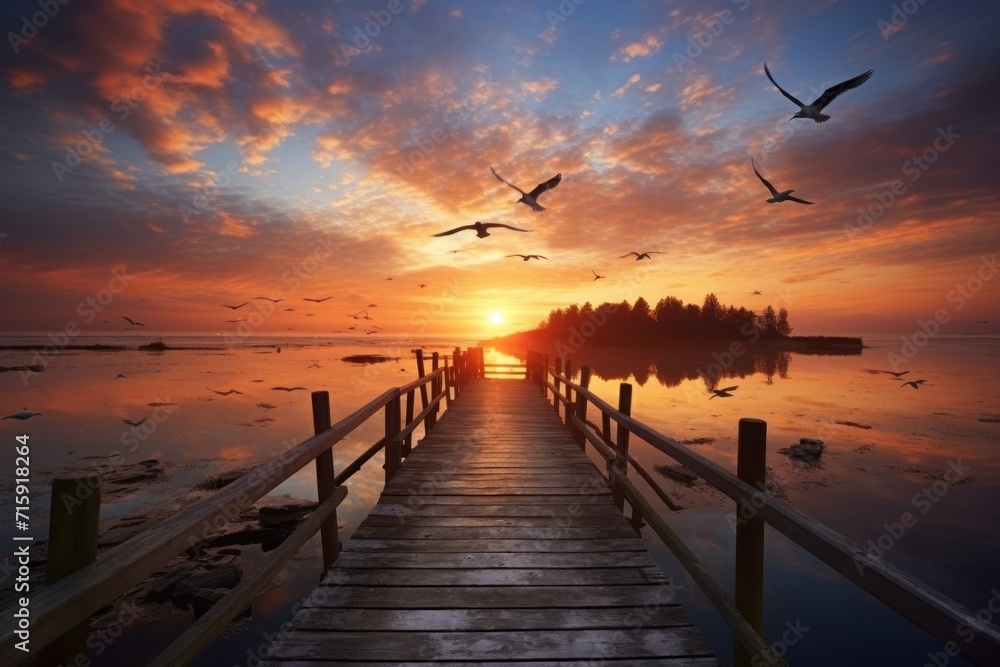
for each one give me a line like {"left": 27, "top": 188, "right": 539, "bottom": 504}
{"left": 262, "top": 379, "right": 718, "bottom": 665}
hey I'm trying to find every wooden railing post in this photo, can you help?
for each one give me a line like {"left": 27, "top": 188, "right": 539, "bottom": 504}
{"left": 573, "top": 365, "right": 591, "bottom": 450}
{"left": 453, "top": 347, "right": 462, "bottom": 395}
{"left": 478, "top": 347, "right": 485, "bottom": 378}
{"left": 443, "top": 356, "right": 452, "bottom": 408}
{"left": 384, "top": 388, "right": 402, "bottom": 484}
{"left": 563, "top": 359, "right": 573, "bottom": 427}
{"left": 415, "top": 349, "right": 429, "bottom": 414}
{"left": 402, "top": 389, "right": 415, "bottom": 457}
{"left": 429, "top": 352, "right": 440, "bottom": 428}
{"left": 734, "top": 418, "right": 767, "bottom": 667}
{"left": 553, "top": 357, "right": 562, "bottom": 415}
{"left": 611, "top": 383, "right": 632, "bottom": 512}
{"left": 525, "top": 350, "right": 532, "bottom": 380}
{"left": 39, "top": 476, "right": 100, "bottom": 664}
{"left": 311, "top": 391, "right": 340, "bottom": 572}
{"left": 542, "top": 353, "right": 550, "bottom": 394}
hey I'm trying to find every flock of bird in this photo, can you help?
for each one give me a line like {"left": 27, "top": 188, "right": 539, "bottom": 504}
{"left": 431, "top": 63, "right": 875, "bottom": 286}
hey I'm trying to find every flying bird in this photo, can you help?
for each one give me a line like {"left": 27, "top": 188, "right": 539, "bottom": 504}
{"left": 303, "top": 297, "right": 333, "bottom": 303}
{"left": 883, "top": 370, "right": 909, "bottom": 378}
{"left": 592, "top": 270, "right": 605, "bottom": 281}
{"left": 433, "top": 221, "right": 530, "bottom": 238}
{"left": 254, "top": 297, "right": 283, "bottom": 303}
{"left": 223, "top": 319, "right": 246, "bottom": 323}
{"left": 709, "top": 386, "right": 739, "bottom": 399}
{"left": 620, "top": 251, "right": 663, "bottom": 261}
{"left": 751, "top": 290, "right": 763, "bottom": 295}
{"left": 764, "top": 63, "right": 874, "bottom": 123}
{"left": 490, "top": 166, "right": 561, "bottom": 212}
{"left": 506, "top": 254, "right": 547, "bottom": 261}
{"left": 221, "top": 302, "right": 249, "bottom": 310}
{"left": 901, "top": 380, "right": 927, "bottom": 389}
{"left": 271, "top": 386, "right": 306, "bottom": 392}
{"left": 122, "top": 316, "right": 145, "bottom": 326}
{"left": 3, "top": 407, "right": 42, "bottom": 420}
{"left": 752, "top": 159, "right": 813, "bottom": 205}
{"left": 419, "top": 283, "right": 427, "bottom": 288}
{"left": 122, "top": 418, "right": 149, "bottom": 427}
{"left": 208, "top": 388, "right": 243, "bottom": 396}
{"left": 115, "top": 373, "right": 127, "bottom": 379}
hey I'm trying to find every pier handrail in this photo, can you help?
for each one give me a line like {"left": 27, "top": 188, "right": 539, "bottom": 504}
{"left": 528, "top": 351, "right": 1000, "bottom": 667}
{"left": 0, "top": 354, "right": 460, "bottom": 666}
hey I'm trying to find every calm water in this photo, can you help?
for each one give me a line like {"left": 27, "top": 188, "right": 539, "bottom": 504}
{"left": 1, "top": 334, "right": 998, "bottom": 666}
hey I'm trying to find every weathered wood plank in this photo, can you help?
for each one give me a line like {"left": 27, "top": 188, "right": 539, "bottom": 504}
{"left": 285, "top": 606, "right": 692, "bottom": 631}
{"left": 319, "top": 567, "right": 666, "bottom": 587}
{"left": 331, "top": 551, "right": 660, "bottom": 569}
{"left": 264, "top": 628, "right": 714, "bottom": 662}
{"left": 300, "top": 584, "right": 680, "bottom": 609}
{"left": 262, "top": 659, "right": 720, "bottom": 666}
{"left": 367, "top": 502, "right": 622, "bottom": 518}
{"left": 350, "top": 524, "right": 638, "bottom": 540}
{"left": 342, "top": 538, "right": 646, "bottom": 553}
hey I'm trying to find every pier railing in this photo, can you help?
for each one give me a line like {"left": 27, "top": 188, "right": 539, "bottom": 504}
{"left": 525, "top": 350, "right": 1000, "bottom": 667}
{"left": 0, "top": 347, "right": 478, "bottom": 666}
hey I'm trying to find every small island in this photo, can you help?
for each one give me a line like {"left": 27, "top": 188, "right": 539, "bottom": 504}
{"left": 485, "top": 293, "right": 862, "bottom": 354}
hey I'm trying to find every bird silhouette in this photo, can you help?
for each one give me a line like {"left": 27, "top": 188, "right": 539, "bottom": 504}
{"left": 506, "top": 254, "right": 547, "bottom": 261}
{"left": 122, "top": 316, "right": 145, "bottom": 326}
{"left": 764, "top": 63, "right": 873, "bottom": 123}
{"left": 433, "top": 221, "right": 530, "bottom": 238}
{"left": 303, "top": 297, "right": 333, "bottom": 303}
{"left": 221, "top": 302, "right": 249, "bottom": 310}
{"left": 751, "top": 290, "right": 763, "bottom": 295}
{"left": 122, "top": 418, "right": 148, "bottom": 427}
{"left": 620, "top": 251, "right": 663, "bottom": 261}
{"left": 752, "top": 159, "right": 813, "bottom": 204}
{"left": 901, "top": 380, "right": 927, "bottom": 389}
{"left": 271, "top": 386, "right": 306, "bottom": 392}
{"left": 883, "top": 370, "right": 909, "bottom": 378}
{"left": 592, "top": 270, "right": 605, "bottom": 281}
{"left": 208, "top": 388, "right": 243, "bottom": 396}
{"left": 490, "top": 166, "right": 562, "bottom": 211}
{"left": 709, "top": 386, "right": 739, "bottom": 399}
{"left": 254, "top": 297, "right": 284, "bottom": 303}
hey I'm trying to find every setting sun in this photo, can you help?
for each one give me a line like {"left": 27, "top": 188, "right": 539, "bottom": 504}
{"left": 490, "top": 312, "right": 504, "bottom": 325}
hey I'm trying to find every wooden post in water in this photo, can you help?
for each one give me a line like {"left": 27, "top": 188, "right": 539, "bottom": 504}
{"left": 41, "top": 475, "right": 100, "bottom": 664}
{"left": 563, "top": 359, "right": 573, "bottom": 427}
{"left": 442, "top": 356, "right": 452, "bottom": 408}
{"left": 734, "top": 418, "right": 767, "bottom": 667}
{"left": 611, "top": 383, "right": 632, "bottom": 512}
{"left": 429, "top": 352, "right": 439, "bottom": 429}
{"left": 384, "top": 388, "right": 402, "bottom": 484}
{"left": 573, "top": 365, "right": 592, "bottom": 450}
{"left": 553, "top": 357, "right": 562, "bottom": 415}
{"left": 311, "top": 392, "right": 339, "bottom": 571}
{"left": 525, "top": 350, "right": 532, "bottom": 380}
{"left": 478, "top": 347, "right": 485, "bottom": 379}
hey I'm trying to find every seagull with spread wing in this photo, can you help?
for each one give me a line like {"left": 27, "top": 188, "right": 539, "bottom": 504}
{"left": 620, "top": 251, "right": 663, "bottom": 261}
{"left": 433, "top": 221, "right": 530, "bottom": 238}
{"left": 490, "top": 166, "right": 561, "bottom": 212}
{"left": 303, "top": 296, "right": 333, "bottom": 303}
{"left": 764, "top": 63, "right": 873, "bottom": 123}
{"left": 901, "top": 379, "right": 927, "bottom": 389}
{"left": 506, "top": 254, "right": 547, "bottom": 261}
{"left": 592, "top": 270, "right": 605, "bottom": 281}
{"left": 752, "top": 159, "right": 813, "bottom": 205}
{"left": 122, "top": 316, "right": 145, "bottom": 327}
{"left": 709, "top": 386, "right": 739, "bottom": 399}
{"left": 221, "top": 302, "right": 249, "bottom": 310}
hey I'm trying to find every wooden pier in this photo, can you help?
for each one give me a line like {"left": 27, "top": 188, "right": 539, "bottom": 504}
{"left": 261, "top": 379, "right": 718, "bottom": 665}
{"left": 5, "top": 347, "right": 1000, "bottom": 666}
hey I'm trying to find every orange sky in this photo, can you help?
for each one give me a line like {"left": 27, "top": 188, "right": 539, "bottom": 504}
{"left": 0, "top": 0, "right": 997, "bottom": 339}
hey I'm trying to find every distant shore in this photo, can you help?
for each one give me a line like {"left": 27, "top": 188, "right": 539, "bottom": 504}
{"left": 482, "top": 331, "right": 864, "bottom": 354}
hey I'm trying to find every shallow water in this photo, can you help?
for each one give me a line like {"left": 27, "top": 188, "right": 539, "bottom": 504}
{"left": 1, "top": 334, "right": 997, "bottom": 666}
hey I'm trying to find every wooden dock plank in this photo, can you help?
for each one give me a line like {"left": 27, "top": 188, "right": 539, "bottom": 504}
{"left": 263, "top": 379, "right": 718, "bottom": 665}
